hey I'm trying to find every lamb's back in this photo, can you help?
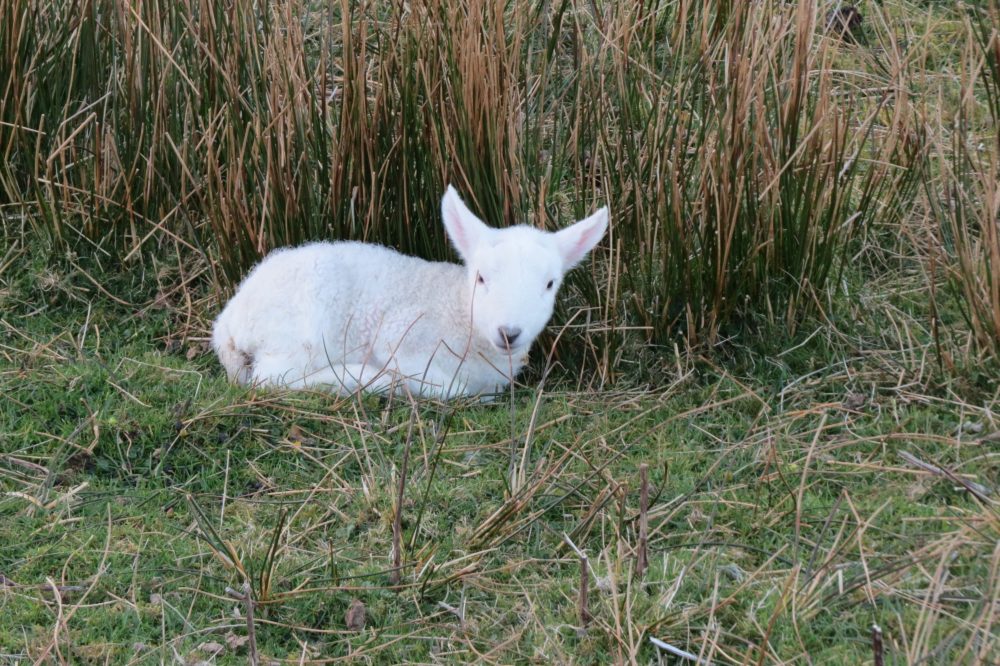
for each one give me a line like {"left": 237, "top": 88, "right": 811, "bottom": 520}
{"left": 305, "top": 241, "right": 462, "bottom": 315}
{"left": 234, "top": 241, "right": 462, "bottom": 347}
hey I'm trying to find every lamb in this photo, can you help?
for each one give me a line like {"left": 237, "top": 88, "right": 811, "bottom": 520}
{"left": 211, "top": 186, "right": 608, "bottom": 399}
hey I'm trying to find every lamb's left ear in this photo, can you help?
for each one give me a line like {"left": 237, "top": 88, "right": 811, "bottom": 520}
{"left": 554, "top": 207, "right": 609, "bottom": 271}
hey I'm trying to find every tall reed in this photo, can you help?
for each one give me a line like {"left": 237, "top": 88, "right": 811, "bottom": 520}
{"left": 563, "top": 1, "right": 921, "bottom": 346}
{"left": 1, "top": 0, "right": 926, "bottom": 374}
{"left": 926, "top": 2, "right": 1000, "bottom": 359}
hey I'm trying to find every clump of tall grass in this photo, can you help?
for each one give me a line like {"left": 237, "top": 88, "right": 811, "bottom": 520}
{"left": 1, "top": 0, "right": 925, "bottom": 373}
{"left": 567, "top": 1, "right": 922, "bottom": 348}
{"left": 925, "top": 2, "right": 1000, "bottom": 360}
{"left": 0, "top": 0, "right": 529, "bottom": 278}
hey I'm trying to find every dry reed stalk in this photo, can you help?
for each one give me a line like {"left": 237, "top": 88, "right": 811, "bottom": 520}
{"left": 226, "top": 582, "right": 260, "bottom": 666}
{"left": 636, "top": 462, "right": 649, "bottom": 578}
{"left": 390, "top": 410, "right": 417, "bottom": 586}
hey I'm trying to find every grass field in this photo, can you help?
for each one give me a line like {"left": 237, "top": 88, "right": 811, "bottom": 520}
{"left": 1, "top": 0, "right": 999, "bottom": 664}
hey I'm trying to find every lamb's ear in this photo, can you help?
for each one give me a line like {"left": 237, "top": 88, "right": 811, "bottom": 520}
{"left": 554, "top": 207, "right": 608, "bottom": 271}
{"left": 441, "top": 185, "right": 492, "bottom": 261}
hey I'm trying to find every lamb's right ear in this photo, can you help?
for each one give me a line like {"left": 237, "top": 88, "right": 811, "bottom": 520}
{"left": 441, "top": 185, "right": 492, "bottom": 261}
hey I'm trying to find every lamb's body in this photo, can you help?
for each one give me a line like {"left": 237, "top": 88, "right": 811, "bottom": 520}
{"left": 212, "top": 186, "right": 608, "bottom": 399}
{"left": 213, "top": 242, "right": 525, "bottom": 397}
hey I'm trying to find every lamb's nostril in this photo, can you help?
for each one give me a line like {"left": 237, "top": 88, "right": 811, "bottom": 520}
{"left": 498, "top": 326, "right": 522, "bottom": 346}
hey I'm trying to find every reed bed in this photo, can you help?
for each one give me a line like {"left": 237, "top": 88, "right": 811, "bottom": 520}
{"left": 5, "top": 0, "right": 981, "bottom": 370}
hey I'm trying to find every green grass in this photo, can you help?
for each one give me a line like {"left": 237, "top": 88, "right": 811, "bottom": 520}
{"left": 2, "top": 0, "right": 1000, "bottom": 663}
{"left": 1, "top": 244, "right": 997, "bottom": 664}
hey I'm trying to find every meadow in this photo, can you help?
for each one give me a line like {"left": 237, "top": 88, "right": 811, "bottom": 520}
{"left": 0, "top": 0, "right": 998, "bottom": 663}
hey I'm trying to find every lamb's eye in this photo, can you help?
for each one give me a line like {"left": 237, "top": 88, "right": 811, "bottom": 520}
{"left": 546, "top": 280, "right": 554, "bottom": 290}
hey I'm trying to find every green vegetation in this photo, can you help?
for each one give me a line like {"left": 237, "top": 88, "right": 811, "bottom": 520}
{"left": 1, "top": 0, "right": 998, "bottom": 663}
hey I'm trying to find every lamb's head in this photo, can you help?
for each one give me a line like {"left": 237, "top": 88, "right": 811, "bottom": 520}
{"left": 441, "top": 185, "right": 608, "bottom": 356}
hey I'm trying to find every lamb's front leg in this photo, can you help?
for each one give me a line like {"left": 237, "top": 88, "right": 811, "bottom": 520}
{"left": 252, "top": 357, "right": 395, "bottom": 395}
{"left": 395, "top": 371, "right": 466, "bottom": 399}
{"left": 386, "top": 355, "right": 497, "bottom": 400}
{"left": 308, "top": 363, "right": 399, "bottom": 395}
{"left": 334, "top": 364, "right": 472, "bottom": 398}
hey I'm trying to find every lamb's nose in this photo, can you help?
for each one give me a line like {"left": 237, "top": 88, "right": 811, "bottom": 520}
{"left": 499, "top": 326, "right": 522, "bottom": 347}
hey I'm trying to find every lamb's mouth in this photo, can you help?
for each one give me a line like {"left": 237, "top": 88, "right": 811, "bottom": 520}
{"left": 494, "top": 341, "right": 526, "bottom": 355}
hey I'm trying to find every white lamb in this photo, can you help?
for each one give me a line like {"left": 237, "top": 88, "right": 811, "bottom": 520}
{"left": 211, "top": 186, "right": 608, "bottom": 399}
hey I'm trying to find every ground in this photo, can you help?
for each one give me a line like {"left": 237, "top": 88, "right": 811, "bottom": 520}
{"left": 1, "top": 0, "right": 999, "bottom": 662}
{"left": 1, "top": 248, "right": 996, "bottom": 664}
